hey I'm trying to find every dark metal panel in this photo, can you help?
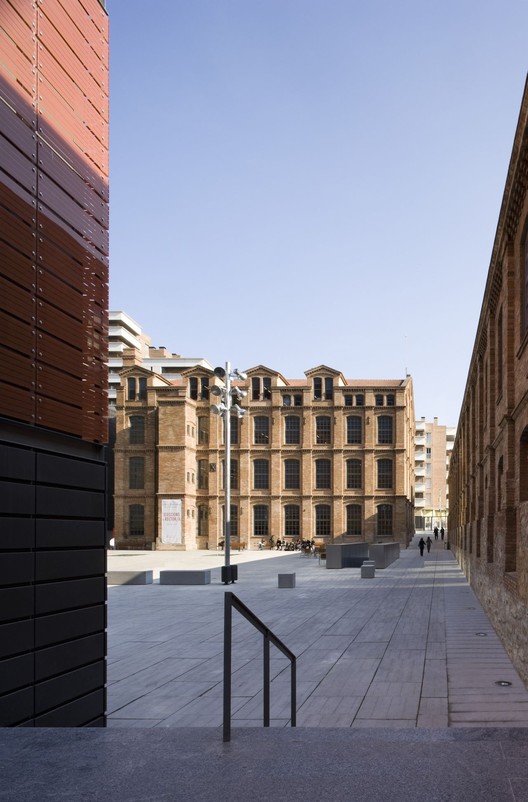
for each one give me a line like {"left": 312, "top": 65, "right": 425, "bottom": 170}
{"left": 35, "top": 662, "right": 104, "bottom": 716}
{"left": 37, "top": 452, "right": 105, "bottom": 490}
{"left": 0, "top": 553, "right": 34, "bottom": 586}
{"left": 0, "top": 479, "right": 35, "bottom": 514}
{"left": 0, "top": 517, "right": 35, "bottom": 549}
{"left": 36, "top": 550, "right": 104, "bottom": 582}
{"left": 0, "top": 443, "right": 33, "bottom": 481}
{"left": 36, "top": 519, "right": 105, "bottom": 549}
{"left": 0, "top": 586, "right": 33, "bottom": 623}
{"left": 35, "top": 633, "right": 104, "bottom": 681}
{"left": 36, "top": 396, "right": 83, "bottom": 436}
{"left": 36, "top": 486, "right": 104, "bottom": 518}
{"left": 0, "top": 654, "right": 33, "bottom": 695}
{"left": 0, "top": 381, "right": 35, "bottom": 422}
{"left": 35, "top": 606, "right": 105, "bottom": 649}
{"left": 35, "top": 577, "right": 105, "bottom": 615}
{"left": 0, "top": 687, "right": 33, "bottom": 726}
{"left": 0, "top": 620, "right": 33, "bottom": 660}
{"left": 34, "top": 685, "right": 104, "bottom": 726}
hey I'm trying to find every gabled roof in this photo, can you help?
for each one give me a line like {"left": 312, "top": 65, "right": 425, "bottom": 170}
{"left": 305, "top": 365, "right": 346, "bottom": 381}
{"left": 245, "top": 365, "right": 288, "bottom": 383}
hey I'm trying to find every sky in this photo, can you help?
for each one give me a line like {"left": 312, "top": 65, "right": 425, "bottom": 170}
{"left": 108, "top": 0, "right": 528, "bottom": 426}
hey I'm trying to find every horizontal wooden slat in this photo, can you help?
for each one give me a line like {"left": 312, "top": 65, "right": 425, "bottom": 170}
{"left": 0, "top": 135, "right": 36, "bottom": 193}
{"left": 0, "top": 346, "right": 35, "bottom": 387}
{"left": 36, "top": 330, "right": 82, "bottom": 377}
{"left": 0, "top": 310, "right": 34, "bottom": 355}
{"left": 37, "top": 298, "right": 82, "bottom": 345}
{"left": 0, "top": 381, "right": 35, "bottom": 423}
{"left": 36, "top": 395, "right": 82, "bottom": 436}
{"left": 0, "top": 100, "right": 36, "bottom": 157}
{"left": 38, "top": 141, "right": 108, "bottom": 220}
{"left": 37, "top": 99, "right": 108, "bottom": 177}
{"left": 0, "top": 240, "right": 35, "bottom": 289}
{"left": 36, "top": 362, "right": 83, "bottom": 407}
{"left": 38, "top": 205, "right": 106, "bottom": 262}
{"left": 37, "top": 236, "right": 83, "bottom": 291}
{"left": 37, "top": 270, "right": 83, "bottom": 319}
{"left": 38, "top": 174, "right": 108, "bottom": 252}
{"left": 0, "top": 274, "right": 34, "bottom": 320}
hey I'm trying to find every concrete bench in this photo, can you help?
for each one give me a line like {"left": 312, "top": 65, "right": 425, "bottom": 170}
{"left": 278, "top": 573, "right": 296, "bottom": 588}
{"left": 360, "top": 561, "right": 376, "bottom": 579}
{"left": 159, "top": 570, "right": 211, "bottom": 585}
{"left": 107, "top": 570, "right": 153, "bottom": 585}
{"left": 369, "top": 542, "right": 400, "bottom": 568}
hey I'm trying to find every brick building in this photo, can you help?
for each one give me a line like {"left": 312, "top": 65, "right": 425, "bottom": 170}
{"left": 448, "top": 78, "right": 528, "bottom": 683}
{"left": 0, "top": 0, "right": 108, "bottom": 725}
{"left": 114, "top": 362, "right": 415, "bottom": 550}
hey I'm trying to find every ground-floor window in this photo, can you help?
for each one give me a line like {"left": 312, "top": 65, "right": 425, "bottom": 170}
{"left": 284, "top": 504, "right": 300, "bottom": 538}
{"left": 253, "top": 505, "right": 269, "bottom": 537}
{"left": 346, "top": 504, "right": 362, "bottom": 536}
{"left": 377, "top": 504, "right": 392, "bottom": 536}
{"left": 129, "top": 504, "right": 144, "bottom": 536}
{"left": 315, "top": 504, "right": 331, "bottom": 538}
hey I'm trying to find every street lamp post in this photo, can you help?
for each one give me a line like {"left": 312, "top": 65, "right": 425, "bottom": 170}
{"left": 211, "top": 362, "right": 247, "bottom": 584}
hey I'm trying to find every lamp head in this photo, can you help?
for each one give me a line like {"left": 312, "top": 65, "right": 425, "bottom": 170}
{"left": 211, "top": 403, "right": 227, "bottom": 416}
{"left": 210, "top": 385, "right": 223, "bottom": 397}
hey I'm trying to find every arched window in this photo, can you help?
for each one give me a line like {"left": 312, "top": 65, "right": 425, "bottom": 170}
{"left": 253, "top": 505, "right": 269, "bottom": 537}
{"left": 377, "top": 459, "right": 393, "bottom": 489}
{"left": 222, "top": 505, "right": 239, "bottom": 538}
{"left": 285, "top": 415, "right": 301, "bottom": 444}
{"left": 346, "top": 504, "right": 362, "bottom": 536}
{"left": 315, "top": 458, "right": 331, "bottom": 489}
{"left": 189, "top": 377, "right": 198, "bottom": 400}
{"left": 284, "top": 459, "right": 300, "bottom": 489}
{"left": 315, "top": 504, "right": 331, "bottom": 538}
{"left": 197, "top": 505, "right": 208, "bottom": 537}
{"left": 316, "top": 416, "right": 331, "bottom": 444}
{"left": 346, "top": 416, "right": 362, "bottom": 444}
{"left": 377, "top": 504, "right": 392, "bottom": 536}
{"left": 377, "top": 415, "right": 393, "bottom": 444}
{"left": 346, "top": 459, "right": 362, "bottom": 489}
{"left": 284, "top": 504, "right": 300, "bottom": 538}
{"left": 129, "top": 457, "right": 144, "bottom": 489}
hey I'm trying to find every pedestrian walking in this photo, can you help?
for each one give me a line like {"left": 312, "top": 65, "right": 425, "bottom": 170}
{"left": 434, "top": 527, "right": 439, "bottom": 540}
{"left": 426, "top": 536, "right": 432, "bottom": 553}
{"left": 418, "top": 537, "right": 426, "bottom": 556}
{"left": 440, "top": 527, "right": 445, "bottom": 541}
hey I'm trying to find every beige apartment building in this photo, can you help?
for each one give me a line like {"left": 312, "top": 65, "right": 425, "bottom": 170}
{"left": 113, "top": 359, "right": 415, "bottom": 550}
{"left": 414, "top": 418, "right": 455, "bottom": 530}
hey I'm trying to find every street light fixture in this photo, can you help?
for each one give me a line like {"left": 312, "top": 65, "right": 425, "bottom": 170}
{"left": 213, "top": 362, "right": 247, "bottom": 584}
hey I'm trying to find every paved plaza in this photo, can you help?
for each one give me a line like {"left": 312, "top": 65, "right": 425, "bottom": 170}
{"left": 106, "top": 537, "right": 528, "bottom": 729}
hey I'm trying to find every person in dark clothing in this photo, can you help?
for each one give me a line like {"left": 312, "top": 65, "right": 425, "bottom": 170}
{"left": 434, "top": 527, "right": 439, "bottom": 540}
{"left": 418, "top": 537, "right": 426, "bottom": 556}
{"left": 440, "top": 527, "right": 445, "bottom": 541}
{"left": 426, "top": 536, "right": 432, "bottom": 553}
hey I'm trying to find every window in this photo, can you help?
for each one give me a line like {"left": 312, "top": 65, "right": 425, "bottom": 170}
{"left": 129, "top": 415, "right": 145, "bottom": 444}
{"left": 377, "top": 504, "right": 392, "bottom": 536}
{"left": 253, "top": 505, "right": 269, "bottom": 537}
{"left": 355, "top": 394, "right": 364, "bottom": 407}
{"left": 222, "top": 459, "right": 238, "bottom": 490}
{"left": 283, "top": 395, "right": 292, "bottom": 407}
{"left": 127, "top": 377, "right": 136, "bottom": 401}
{"left": 285, "top": 415, "right": 301, "bottom": 444}
{"left": 346, "top": 459, "right": 362, "bottom": 489}
{"left": 346, "top": 504, "right": 362, "bottom": 536}
{"left": 251, "top": 377, "right": 271, "bottom": 400}
{"left": 284, "top": 459, "right": 300, "bottom": 489}
{"left": 315, "top": 458, "right": 331, "bottom": 489}
{"left": 387, "top": 394, "right": 395, "bottom": 407}
{"left": 254, "top": 416, "right": 270, "bottom": 444}
{"left": 129, "top": 504, "right": 144, "bottom": 536}
{"left": 138, "top": 377, "right": 147, "bottom": 400}
{"left": 426, "top": 447, "right": 431, "bottom": 457}
{"left": 294, "top": 394, "right": 302, "bottom": 407}
{"left": 375, "top": 394, "right": 384, "bottom": 406}
{"left": 230, "top": 415, "right": 239, "bottom": 445}
{"left": 313, "top": 377, "right": 322, "bottom": 400}
{"left": 324, "top": 377, "right": 333, "bottom": 400}
{"left": 377, "top": 415, "right": 393, "bottom": 444}
{"left": 316, "top": 416, "right": 331, "bottom": 444}
{"left": 284, "top": 504, "right": 300, "bottom": 538}
{"left": 346, "top": 416, "right": 362, "bottom": 444}
{"left": 200, "top": 377, "right": 209, "bottom": 400}
{"left": 254, "top": 459, "right": 269, "bottom": 489}
{"left": 315, "top": 504, "right": 331, "bottom": 538}
{"left": 497, "top": 306, "right": 503, "bottom": 396}
{"left": 197, "top": 505, "right": 208, "bottom": 537}
{"left": 344, "top": 395, "right": 353, "bottom": 407}
{"left": 377, "top": 459, "right": 393, "bottom": 489}
{"left": 189, "top": 377, "right": 198, "bottom": 400}
{"left": 197, "top": 459, "right": 208, "bottom": 490}
{"left": 198, "top": 416, "right": 209, "bottom": 445}
{"left": 129, "top": 457, "right": 144, "bottom": 489}
{"left": 283, "top": 394, "right": 302, "bottom": 407}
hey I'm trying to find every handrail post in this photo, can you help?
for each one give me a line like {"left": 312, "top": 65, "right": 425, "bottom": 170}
{"left": 263, "top": 632, "right": 270, "bottom": 727}
{"left": 291, "top": 659, "right": 297, "bottom": 727}
{"left": 223, "top": 592, "right": 232, "bottom": 742}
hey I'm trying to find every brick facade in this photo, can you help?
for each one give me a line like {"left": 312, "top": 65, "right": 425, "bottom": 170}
{"left": 449, "top": 78, "right": 528, "bottom": 683}
{"left": 114, "top": 363, "right": 415, "bottom": 550}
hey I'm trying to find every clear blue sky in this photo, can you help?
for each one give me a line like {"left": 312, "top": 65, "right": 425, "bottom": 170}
{"left": 108, "top": 0, "right": 528, "bottom": 426}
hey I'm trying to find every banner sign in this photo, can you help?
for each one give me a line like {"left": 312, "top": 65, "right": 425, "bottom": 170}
{"left": 161, "top": 499, "right": 182, "bottom": 544}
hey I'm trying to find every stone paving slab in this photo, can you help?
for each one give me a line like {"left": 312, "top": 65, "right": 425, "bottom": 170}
{"left": 105, "top": 537, "right": 528, "bottom": 729}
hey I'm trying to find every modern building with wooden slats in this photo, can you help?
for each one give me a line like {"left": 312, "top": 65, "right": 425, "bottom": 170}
{"left": 0, "top": 0, "right": 108, "bottom": 726}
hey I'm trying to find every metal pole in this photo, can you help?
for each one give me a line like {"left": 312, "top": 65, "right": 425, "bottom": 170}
{"left": 263, "top": 632, "right": 270, "bottom": 727}
{"left": 224, "top": 361, "right": 231, "bottom": 576}
{"left": 223, "top": 592, "right": 232, "bottom": 742}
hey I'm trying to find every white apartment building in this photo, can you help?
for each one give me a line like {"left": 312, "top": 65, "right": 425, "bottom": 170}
{"left": 415, "top": 417, "right": 456, "bottom": 530}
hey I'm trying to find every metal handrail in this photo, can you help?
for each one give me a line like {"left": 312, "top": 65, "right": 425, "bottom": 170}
{"left": 223, "top": 591, "right": 296, "bottom": 742}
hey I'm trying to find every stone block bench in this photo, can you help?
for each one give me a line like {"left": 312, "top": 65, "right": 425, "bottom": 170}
{"left": 360, "top": 561, "right": 376, "bottom": 579}
{"left": 107, "top": 570, "right": 153, "bottom": 585}
{"left": 278, "top": 573, "right": 296, "bottom": 588}
{"left": 159, "top": 570, "right": 211, "bottom": 585}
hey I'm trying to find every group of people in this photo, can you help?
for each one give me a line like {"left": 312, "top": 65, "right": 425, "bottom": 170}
{"left": 258, "top": 538, "right": 316, "bottom": 553}
{"left": 418, "top": 526, "right": 446, "bottom": 556}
